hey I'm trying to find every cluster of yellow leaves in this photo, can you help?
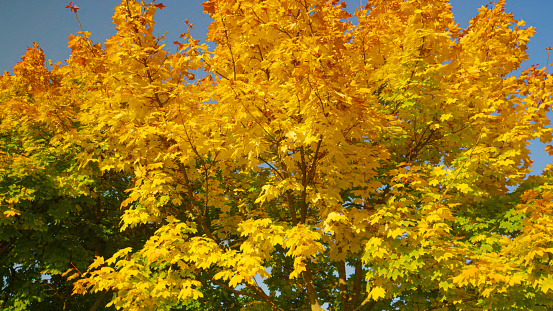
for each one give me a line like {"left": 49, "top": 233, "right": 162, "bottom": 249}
{"left": 72, "top": 219, "right": 203, "bottom": 310}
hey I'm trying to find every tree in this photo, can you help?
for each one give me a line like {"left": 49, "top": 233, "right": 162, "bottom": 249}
{"left": 1, "top": 0, "right": 553, "bottom": 310}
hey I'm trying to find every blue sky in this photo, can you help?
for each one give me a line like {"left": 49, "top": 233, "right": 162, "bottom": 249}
{"left": 1, "top": 0, "right": 552, "bottom": 175}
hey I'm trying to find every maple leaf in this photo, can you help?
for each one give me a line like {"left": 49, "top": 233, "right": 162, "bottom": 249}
{"left": 153, "top": 3, "right": 165, "bottom": 10}
{"left": 368, "top": 286, "right": 386, "bottom": 300}
{"left": 201, "top": 0, "right": 216, "bottom": 14}
{"left": 65, "top": 1, "right": 80, "bottom": 13}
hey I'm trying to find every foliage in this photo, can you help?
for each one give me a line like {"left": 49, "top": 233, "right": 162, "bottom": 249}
{"left": 1, "top": 0, "right": 553, "bottom": 310}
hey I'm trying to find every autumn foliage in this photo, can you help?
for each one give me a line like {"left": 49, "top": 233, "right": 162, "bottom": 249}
{"left": 2, "top": 0, "right": 553, "bottom": 310}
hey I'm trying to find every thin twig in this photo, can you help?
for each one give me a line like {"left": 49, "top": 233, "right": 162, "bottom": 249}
{"left": 546, "top": 47, "right": 552, "bottom": 75}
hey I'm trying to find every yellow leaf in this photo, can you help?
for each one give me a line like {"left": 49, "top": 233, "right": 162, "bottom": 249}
{"left": 88, "top": 256, "right": 105, "bottom": 271}
{"left": 440, "top": 113, "right": 453, "bottom": 122}
{"left": 541, "top": 275, "right": 553, "bottom": 293}
{"left": 3, "top": 208, "right": 20, "bottom": 217}
{"left": 368, "top": 286, "right": 386, "bottom": 300}
{"left": 455, "top": 183, "right": 471, "bottom": 194}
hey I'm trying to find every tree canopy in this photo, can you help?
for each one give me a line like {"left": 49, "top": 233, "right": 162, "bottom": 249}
{"left": 1, "top": 0, "right": 553, "bottom": 310}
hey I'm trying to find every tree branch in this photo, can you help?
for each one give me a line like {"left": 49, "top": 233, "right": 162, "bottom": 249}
{"left": 337, "top": 259, "right": 350, "bottom": 309}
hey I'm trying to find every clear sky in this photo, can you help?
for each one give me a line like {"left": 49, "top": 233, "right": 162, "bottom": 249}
{"left": 1, "top": 0, "right": 552, "bottom": 175}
